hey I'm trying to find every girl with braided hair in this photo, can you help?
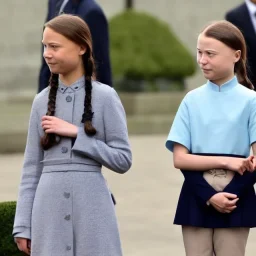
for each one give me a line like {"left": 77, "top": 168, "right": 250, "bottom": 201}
{"left": 13, "top": 14, "right": 131, "bottom": 256}
{"left": 166, "top": 21, "right": 256, "bottom": 256}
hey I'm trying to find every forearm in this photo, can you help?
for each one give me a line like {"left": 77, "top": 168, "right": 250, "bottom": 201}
{"left": 72, "top": 127, "right": 132, "bottom": 174}
{"left": 174, "top": 154, "right": 229, "bottom": 171}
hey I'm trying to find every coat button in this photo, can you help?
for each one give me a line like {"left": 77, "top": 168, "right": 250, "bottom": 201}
{"left": 66, "top": 96, "right": 72, "bottom": 102}
{"left": 64, "top": 214, "right": 71, "bottom": 221}
{"left": 64, "top": 192, "right": 70, "bottom": 199}
{"left": 61, "top": 147, "right": 68, "bottom": 153}
{"left": 66, "top": 245, "right": 71, "bottom": 251}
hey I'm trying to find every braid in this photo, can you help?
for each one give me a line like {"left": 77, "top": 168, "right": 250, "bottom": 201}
{"left": 41, "top": 73, "right": 60, "bottom": 150}
{"left": 81, "top": 52, "right": 96, "bottom": 135}
{"left": 235, "top": 60, "right": 254, "bottom": 90}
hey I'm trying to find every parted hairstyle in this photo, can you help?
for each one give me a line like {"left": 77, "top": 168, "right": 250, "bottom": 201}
{"left": 201, "top": 20, "right": 253, "bottom": 90}
{"left": 41, "top": 14, "right": 96, "bottom": 150}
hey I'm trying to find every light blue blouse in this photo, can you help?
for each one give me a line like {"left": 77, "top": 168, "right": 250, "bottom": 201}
{"left": 166, "top": 76, "right": 256, "bottom": 157}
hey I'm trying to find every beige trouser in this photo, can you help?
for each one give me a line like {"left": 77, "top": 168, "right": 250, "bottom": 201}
{"left": 182, "top": 169, "right": 249, "bottom": 255}
{"left": 182, "top": 226, "right": 249, "bottom": 256}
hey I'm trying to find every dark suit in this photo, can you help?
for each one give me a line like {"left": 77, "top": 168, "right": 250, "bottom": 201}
{"left": 226, "top": 3, "right": 256, "bottom": 88}
{"left": 174, "top": 154, "right": 256, "bottom": 228}
{"left": 38, "top": 0, "right": 112, "bottom": 92}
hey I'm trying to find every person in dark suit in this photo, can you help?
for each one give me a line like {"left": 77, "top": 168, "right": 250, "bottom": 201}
{"left": 225, "top": 0, "right": 256, "bottom": 88}
{"left": 38, "top": 0, "right": 112, "bottom": 92}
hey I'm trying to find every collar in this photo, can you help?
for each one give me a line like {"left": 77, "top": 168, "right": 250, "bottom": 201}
{"left": 206, "top": 76, "right": 238, "bottom": 92}
{"left": 245, "top": 0, "right": 256, "bottom": 16}
{"left": 58, "top": 76, "right": 85, "bottom": 93}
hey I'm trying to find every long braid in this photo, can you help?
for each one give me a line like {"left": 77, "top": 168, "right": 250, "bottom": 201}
{"left": 81, "top": 51, "right": 96, "bottom": 135}
{"left": 41, "top": 73, "right": 60, "bottom": 150}
{"left": 235, "top": 59, "right": 254, "bottom": 90}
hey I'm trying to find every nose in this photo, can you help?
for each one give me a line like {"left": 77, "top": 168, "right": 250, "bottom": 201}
{"left": 43, "top": 47, "right": 52, "bottom": 59}
{"left": 198, "top": 53, "right": 207, "bottom": 65}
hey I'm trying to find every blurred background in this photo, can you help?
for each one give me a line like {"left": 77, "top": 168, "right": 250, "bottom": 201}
{"left": 2, "top": 0, "right": 256, "bottom": 255}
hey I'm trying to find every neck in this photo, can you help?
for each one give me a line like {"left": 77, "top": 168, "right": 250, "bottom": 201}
{"left": 59, "top": 66, "right": 85, "bottom": 86}
{"left": 210, "top": 73, "right": 235, "bottom": 86}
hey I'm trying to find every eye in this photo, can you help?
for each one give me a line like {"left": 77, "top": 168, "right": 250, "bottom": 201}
{"left": 207, "top": 52, "right": 214, "bottom": 57}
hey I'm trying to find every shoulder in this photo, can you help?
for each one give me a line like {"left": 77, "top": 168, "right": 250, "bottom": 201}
{"left": 92, "top": 81, "right": 119, "bottom": 102}
{"left": 182, "top": 84, "right": 207, "bottom": 103}
{"left": 81, "top": 0, "right": 105, "bottom": 16}
{"left": 33, "top": 87, "right": 49, "bottom": 109}
{"left": 237, "top": 85, "right": 256, "bottom": 106}
{"left": 226, "top": 3, "right": 246, "bottom": 18}
{"left": 236, "top": 84, "right": 256, "bottom": 98}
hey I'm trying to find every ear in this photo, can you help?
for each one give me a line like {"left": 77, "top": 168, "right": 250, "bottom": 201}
{"left": 234, "top": 50, "right": 241, "bottom": 63}
{"left": 79, "top": 45, "right": 86, "bottom": 56}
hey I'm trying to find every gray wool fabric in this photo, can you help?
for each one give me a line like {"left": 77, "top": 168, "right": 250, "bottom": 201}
{"left": 13, "top": 77, "right": 132, "bottom": 256}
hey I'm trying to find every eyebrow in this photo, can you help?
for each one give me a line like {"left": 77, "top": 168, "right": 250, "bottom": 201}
{"left": 197, "top": 48, "right": 218, "bottom": 53}
{"left": 41, "top": 41, "right": 61, "bottom": 45}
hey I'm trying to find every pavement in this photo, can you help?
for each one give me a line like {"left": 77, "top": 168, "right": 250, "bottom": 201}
{"left": 1, "top": 135, "right": 256, "bottom": 255}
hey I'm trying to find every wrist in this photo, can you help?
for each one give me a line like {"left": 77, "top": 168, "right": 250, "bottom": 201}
{"left": 71, "top": 125, "right": 78, "bottom": 138}
{"left": 220, "top": 157, "right": 229, "bottom": 169}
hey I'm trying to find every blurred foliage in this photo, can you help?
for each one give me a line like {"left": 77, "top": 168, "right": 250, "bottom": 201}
{"left": 109, "top": 10, "right": 196, "bottom": 91}
{"left": 0, "top": 201, "right": 23, "bottom": 256}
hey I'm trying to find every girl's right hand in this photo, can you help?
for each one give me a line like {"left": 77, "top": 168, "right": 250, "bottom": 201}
{"left": 226, "top": 156, "right": 254, "bottom": 175}
{"left": 209, "top": 192, "right": 239, "bottom": 213}
{"left": 15, "top": 237, "right": 31, "bottom": 255}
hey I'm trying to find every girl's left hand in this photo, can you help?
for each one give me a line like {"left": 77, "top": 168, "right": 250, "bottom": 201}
{"left": 41, "top": 116, "right": 78, "bottom": 138}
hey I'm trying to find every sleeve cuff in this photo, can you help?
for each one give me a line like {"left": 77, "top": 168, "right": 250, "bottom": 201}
{"left": 13, "top": 226, "right": 31, "bottom": 240}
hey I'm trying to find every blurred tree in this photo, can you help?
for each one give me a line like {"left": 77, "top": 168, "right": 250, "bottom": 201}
{"left": 125, "top": 0, "right": 133, "bottom": 9}
{"left": 109, "top": 10, "right": 196, "bottom": 92}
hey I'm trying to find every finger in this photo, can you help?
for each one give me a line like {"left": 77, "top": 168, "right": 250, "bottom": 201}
{"left": 238, "top": 167, "right": 244, "bottom": 175}
{"left": 42, "top": 125, "right": 51, "bottom": 130}
{"left": 253, "top": 159, "right": 256, "bottom": 170}
{"left": 225, "top": 205, "right": 237, "bottom": 211}
{"left": 45, "top": 129, "right": 55, "bottom": 134}
{"left": 222, "top": 192, "right": 237, "bottom": 199}
{"left": 246, "top": 159, "right": 254, "bottom": 172}
{"left": 23, "top": 247, "right": 31, "bottom": 255}
{"left": 225, "top": 200, "right": 237, "bottom": 207}
{"left": 226, "top": 198, "right": 239, "bottom": 206}
{"left": 212, "top": 205, "right": 222, "bottom": 213}
{"left": 17, "top": 239, "right": 27, "bottom": 252}
{"left": 248, "top": 155, "right": 254, "bottom": 162}
{"left": 42, "top": 115, "right": 54, "bottom": 121}
{"left": 41, "top": 121, "right": 52, "bottom": 126}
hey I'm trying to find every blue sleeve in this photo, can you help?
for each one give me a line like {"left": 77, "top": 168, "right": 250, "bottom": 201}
{"left": 84, "top": 9, "right": 112, "bottom": 87}
{"left": 165, "top": 96, "right": 191, "bottom": 152}
{"left": 249, "top": 96, "right": 256, "bottom": 145}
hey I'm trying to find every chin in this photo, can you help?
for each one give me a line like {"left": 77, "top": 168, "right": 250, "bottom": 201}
{"left": 203, "top": 74, "right": 212, "bottom": 80}
{"left": 49, "top": 68, "right": 60, "bottom": 74}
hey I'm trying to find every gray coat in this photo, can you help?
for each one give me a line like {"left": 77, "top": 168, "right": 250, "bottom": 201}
{"left": 13, "top": 77, "right": 132, "bottom": 256}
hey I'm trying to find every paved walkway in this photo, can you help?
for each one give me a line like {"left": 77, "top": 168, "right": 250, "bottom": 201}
{"left": 1, "top": 135, "right": 256, "bottom": 255}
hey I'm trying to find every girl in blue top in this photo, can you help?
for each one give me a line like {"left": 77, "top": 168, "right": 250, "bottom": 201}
{"left": 166, "top": 20, "right": 256, "bottom": 256}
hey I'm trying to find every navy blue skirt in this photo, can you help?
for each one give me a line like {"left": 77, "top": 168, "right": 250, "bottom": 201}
{"left": 174, "top": 154, "right": 256, "bottom": 228}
